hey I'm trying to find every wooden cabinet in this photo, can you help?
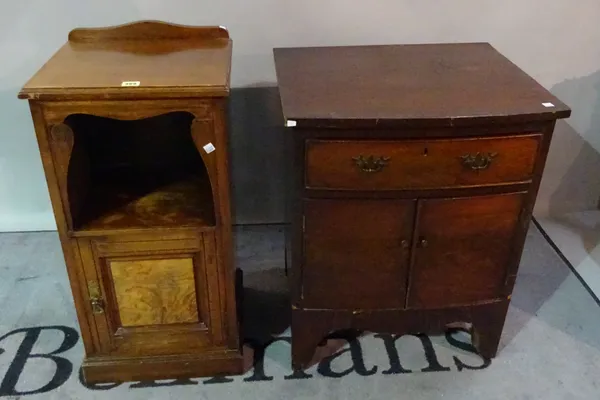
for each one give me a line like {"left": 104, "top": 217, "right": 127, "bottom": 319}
{"left": 274, "top": 43, "right": 571, "bottom": 369}
{"left": 19, "top": 21, "right": 242, "bottom": 382}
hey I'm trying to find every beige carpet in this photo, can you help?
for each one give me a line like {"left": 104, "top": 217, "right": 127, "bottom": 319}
{"left": 0, "top": 224, "right": 599, "bottom": 399}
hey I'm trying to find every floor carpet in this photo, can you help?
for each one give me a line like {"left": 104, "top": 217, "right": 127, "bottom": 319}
{"left": 0, "top": 224, "right": 599, "bottom": 399}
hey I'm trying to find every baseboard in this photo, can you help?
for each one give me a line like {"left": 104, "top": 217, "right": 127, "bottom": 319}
{"left": 0, "top": 211, "right": 57, "bottom": 232}
{"left": 82, "top": 350, "right": 244, "bottom": 383}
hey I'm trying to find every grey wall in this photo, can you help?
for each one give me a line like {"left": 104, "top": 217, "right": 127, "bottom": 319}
{"left": 538, "top": 71, "right": 600, "bottom": 218}
{"left": 229, "top": 87, "right": 286, "bottom": 224}
{"left": 1, "top": 0, "right": 599, "bottom": 230}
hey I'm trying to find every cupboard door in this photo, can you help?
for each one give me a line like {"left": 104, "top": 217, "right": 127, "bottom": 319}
{"left": 408, "top": 193, "right": 525, "bottom": 309}
{"left": 303, "top": 199, "right": 415, "bottom": 309}
{"left": 79, "top": 232, "right": 224, "bottom": 356}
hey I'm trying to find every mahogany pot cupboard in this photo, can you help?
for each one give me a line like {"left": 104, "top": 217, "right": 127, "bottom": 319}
{"left": 19, "top": 21, "right": 242, "bottom": 383}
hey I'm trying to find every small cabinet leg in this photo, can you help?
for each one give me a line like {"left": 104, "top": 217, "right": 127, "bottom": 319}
{"left": 291, "top": 309, "right": 329, "bottom": 370}
{"left": 471, "top": 300, "right": 510, "bottom": 359}
{"left": 472, "top": 327, "right": 502, "bottom": 359}
{"left": 291, "top": 324, "right": 322, "bottom": 370}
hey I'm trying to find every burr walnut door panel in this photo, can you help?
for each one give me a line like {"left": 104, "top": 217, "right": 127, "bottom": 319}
{"left": 302, "top": 199, "right": 416, "bottom": 310}
{"left": 407, "top": 193, "right": 525, "bottom": 309}
{"left": 78, "top": 232, "right": 224, "bottom": 356}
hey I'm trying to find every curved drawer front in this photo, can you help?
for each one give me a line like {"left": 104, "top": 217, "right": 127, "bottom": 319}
{"left": 305, "top": 134, "right": 541, "bottom": 190}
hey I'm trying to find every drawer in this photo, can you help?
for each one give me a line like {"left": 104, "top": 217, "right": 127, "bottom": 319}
{"left": 305, "top": 134, "right": 541, "bottom": 190}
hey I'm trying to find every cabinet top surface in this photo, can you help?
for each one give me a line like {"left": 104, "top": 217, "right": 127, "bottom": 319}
{"left": 273, "top": 43, "right": 571, "bottom": 128}
{"left": 19, "top": 21, "right": 232, "bottom": 101}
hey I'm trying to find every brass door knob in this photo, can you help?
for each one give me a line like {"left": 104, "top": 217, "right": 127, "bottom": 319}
{"left": 88, "top": 281, "right": 105, "bottom": 314}
{"left": 400, "top": 239, "right": 409, "bottom": 248}
{"left": 419, "top": 238, "right": 429, "bottom": 248}
{"left": 91, "top": 298, "right": 105, "bottom": 314}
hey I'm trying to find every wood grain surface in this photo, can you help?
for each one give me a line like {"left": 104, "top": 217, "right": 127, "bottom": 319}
{"left": 274, "top": 43, "right": 571, "bottom": 128}
{"left": 79, "top": 177, "right": 216, "bottom": 232}
{"left": 110, "top": 257, "right": 199, "bottom": 327}
{"left": 303, "top": 199, "right": 415, "bottom": 309}
{"left": 407, "top": 193, "right": 525, "bottom": 308}
{"left": 68, "top": 20, "right": 229, "bottom": 42}
{"left": 19, "top": 21, "right": 231, "bottom": 101}
{"left": 306, "top": 134, "right": 540, "bottom": 190}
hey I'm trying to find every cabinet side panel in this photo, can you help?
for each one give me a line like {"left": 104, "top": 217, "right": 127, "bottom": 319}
{"left": 289, "top": 133, "right": 306, "bottom": 305}
{"left": 29, "top": 101, "right": 97, "bottom": 354}
{"left": 211, "top": 99, "right": 239, "bottom": 349}
{"left": 202, "top": 231, "right": 225, "bottom": 345}
{"left": 505, "top": 122, "right": 556, "bottom": 283}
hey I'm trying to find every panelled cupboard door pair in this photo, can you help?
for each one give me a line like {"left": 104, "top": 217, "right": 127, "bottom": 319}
{"left": 303, "top": 193, "right": 524, "bottom": 310}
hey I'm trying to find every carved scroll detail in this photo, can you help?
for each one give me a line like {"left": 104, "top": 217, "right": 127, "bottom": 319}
{"left": 49, "top": 123, "right": 76, "bottom": 229}
{"left": 50, "top": 123, "right": 74, "bottom": 147}
{"left": 68, "top": 20, "right": 229, "bottom": 43}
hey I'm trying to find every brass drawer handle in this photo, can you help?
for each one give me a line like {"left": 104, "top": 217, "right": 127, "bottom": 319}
{"left": 460, "top": 152, "right": 498, "bottom": 170}
{"left": 352, "top": 155, "right": 390, "bottom": 173}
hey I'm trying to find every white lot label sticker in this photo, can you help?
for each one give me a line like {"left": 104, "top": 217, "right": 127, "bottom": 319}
{"left": 121, "top": 81, "right": 141, "bottom": 87}
{"left": 285, "top": 119, "right": 297, "bottom": 127}
{"left": 203, "top": 142, "right": 216, "bottom": 154}
{"left": 542, "top": 102, "right": 555, "bottom": 108}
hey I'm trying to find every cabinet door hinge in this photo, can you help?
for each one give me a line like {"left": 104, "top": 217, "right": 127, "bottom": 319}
{"left": 302, "top": 215, "right": 306, "bottom": 233}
